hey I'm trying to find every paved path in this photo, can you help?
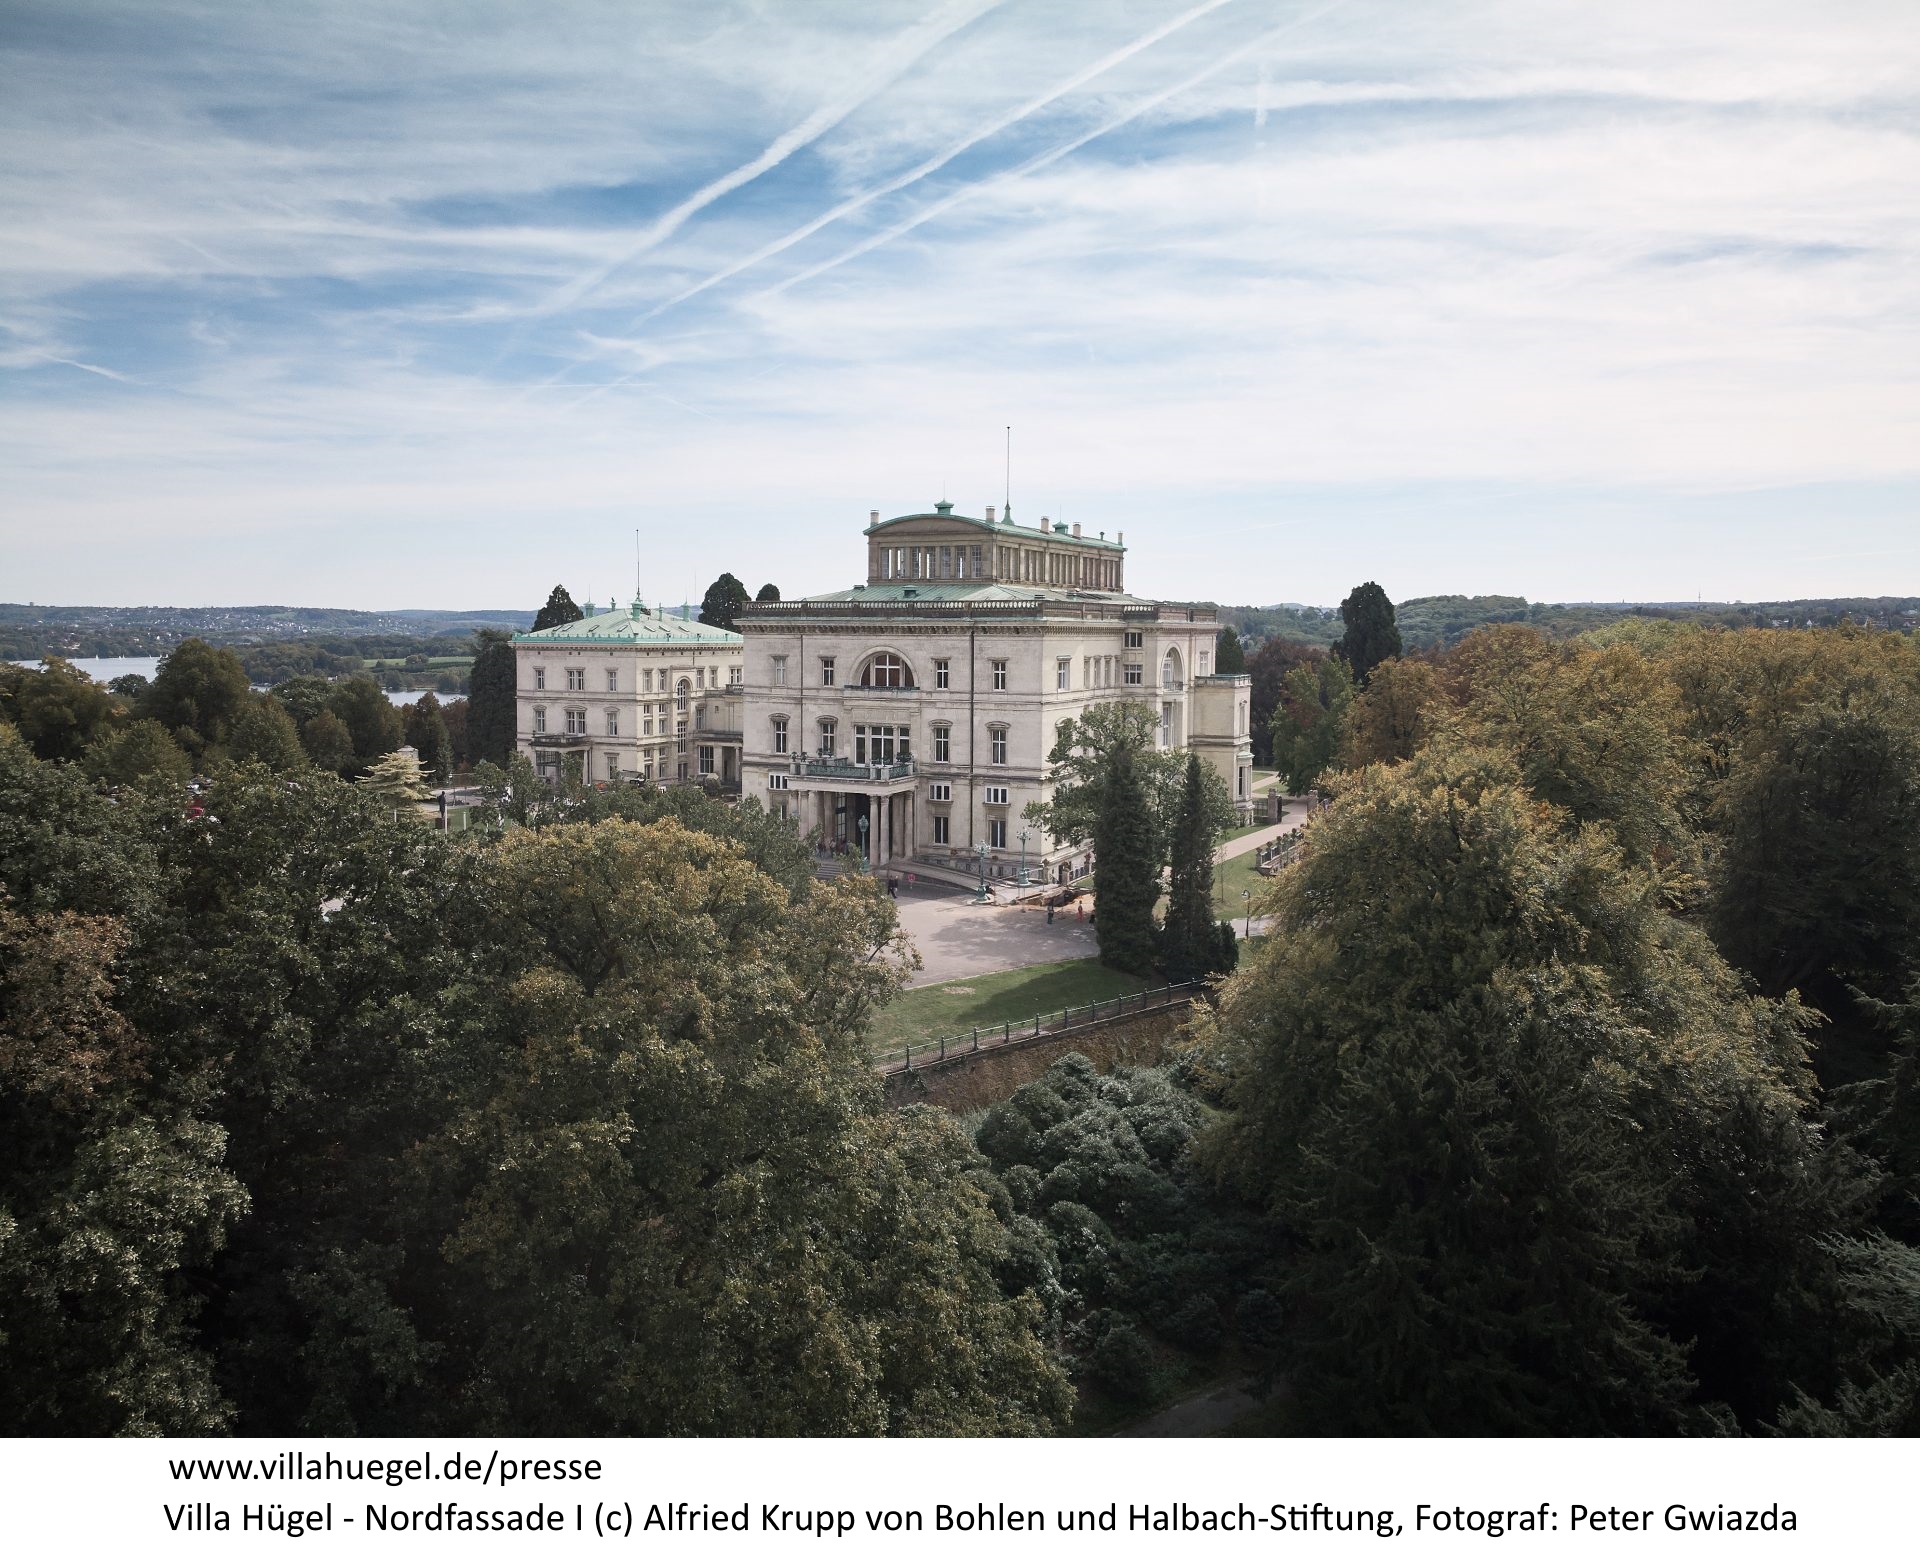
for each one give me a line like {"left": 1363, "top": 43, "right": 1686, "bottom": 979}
{"left": 890, "top": 880, "right": 1097, "bottom": 988}
{"left": 1114, "top": 1377, "right": 1273, "bottom": 1437}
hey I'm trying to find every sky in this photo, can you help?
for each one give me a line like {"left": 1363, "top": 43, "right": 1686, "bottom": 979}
{"left": 2, "top": 0, "right": 1917, "bottom": 610}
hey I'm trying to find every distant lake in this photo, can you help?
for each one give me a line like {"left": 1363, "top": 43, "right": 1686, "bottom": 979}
{"left": 11, "top": 657, "right": 431, "bottom": 707}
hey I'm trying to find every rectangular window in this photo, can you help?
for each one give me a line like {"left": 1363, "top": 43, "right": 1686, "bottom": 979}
{"left": 930, "top": 782, "right": 952, "bottom": 802}
{"left": 1162, "top": 702, "right": 1173, "bottom": 746}
{"left": 772, "top": 716, "right": 788, "bottom": 755}
{"left": 643, "top": 668, "right": 653, "bottom": 693}
{"left": 643, "top": 715, "right": 654, "bottom": 736}
{"left": 699, "top": 745, "right": 715, "bottom": 774}
{"left": 534, "top": 667, "right": 546, "bottom": 691}
{"left": 932, "top": 725, "right": 950, "bottom": 762}
{"left": 1125, "top": 662, "right": 1143, "bottom": 685}
{"left": 992, "top": 660, "right": 1007, "bottom": 691}
{"left": 934, "top": 658, "right": 950, "bottom": 689}
{"left": 990, "top": 818, "right": 1007, "bottom": 849}
{"left": 985, "top": 785, "right": 1009, "bottom": 806}
{"left": 606, "top": 668, "right": 618, "bottom": 692}
{"left": 1057, "top": 657, "right": 1070, "bottom": 691}
{"left": 607, "top": 753, "right": 620, "bottom": 780}
{"left": 971, "top": 545, "right": 984, "bottom": 578}
{"left": 567, "top": 667, "right": 585, "bottom": 691}
{"left": 939, "top": 544, "right": 952, "bottom": 578}
{"left": 932, "top": 814, "right": 950, "bottom": 845}
{"left": 771, "top": 655, "right": 786, "bottom": 687}
{"left": 565, "top": 709, "right": 586, "bottom": 735}
{"left": 820, "top": 719, "right": 836, "bottom": 756}
{"left": 820, "top": 657, "right": 836, "bottom": 687}
{"left": 770, "top": 772, "right": 790, "bottom": 791}
{"left": 605, "top": 710, "right": 619, "bottom": 736}
{"left": 1198, "top": 651, "right": 1211, "bottom": 677}
{"left": 990, "top": 729, "right": 1008, "bottom": 765}
{"left": 533, "top": 706, "right": 547, "bottom": 734}
{"left": 1125, "top": 630, "right": 1143, "bottom": 649}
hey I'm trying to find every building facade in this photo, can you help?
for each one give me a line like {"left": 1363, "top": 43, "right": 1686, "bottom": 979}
{"left": 512, "top": 598, "right": 745, "bottom": 786}
{"left": 737, "top": 503, "right": 1252, "bottom": 884}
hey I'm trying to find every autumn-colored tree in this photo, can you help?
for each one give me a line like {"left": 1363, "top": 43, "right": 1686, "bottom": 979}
{"left": 1340, "top": 656, "right": 1441, "bottom": 768}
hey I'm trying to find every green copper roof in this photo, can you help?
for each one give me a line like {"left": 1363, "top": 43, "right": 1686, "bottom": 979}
{"left": 865, "top": 508, "right": 1125, "bottom": 551}
{"left": 513, "top": 603, "right": 742, "bottom": 647}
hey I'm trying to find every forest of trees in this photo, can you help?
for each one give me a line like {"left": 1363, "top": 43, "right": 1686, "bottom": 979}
{"left": 5, "top": 614, "right": 1920, "bottom": 1436}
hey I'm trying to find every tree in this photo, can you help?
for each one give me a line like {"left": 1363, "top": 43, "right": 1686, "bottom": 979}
{"left": 1340, "top": 656, "right": 1441, "bottom": 768}
{"left": 0, "top": 901, "right": 247, "bottom": 1434}
{"left": 355, "top": 751, "right": 432, "bottom": 809}
{"left": 1215, "top": 625, "right": 1247, "bottom": 675}
{"left": 1093, "top": 741, "right": 1159, "bottom": 975}
{"left": 139, "top": 639, "right": 251, "bottom": 758}
{"left": 439, "top": 698, "right": 470, "bottom": 768}
{"left": 466, "top": 631, "right": 516, "bottom": 768}
{"left": 698, "top": 572, "right": 750, "bottom": 632}
{"left": 1711, "top": 698, "right": 1920, "bottom": 1010}
{"left": 755, "top": 583, "right": 782, "bottom": 603}
{"left": 1159, "top": 753, "right": 1222, "bottom": 982}
{"left": 1245, "top": 639, "right": 1322, "bottom": 766}
{"left": 531, "top": 586, "right": 583, "bottom": 633}
{"left": 1024, "top": 701, "right": 1230, "bottom": 868}
{"left": 1203, "top": 743, "right": 1850, "bottom": 1434}
{"left": 403, "top": 692, "right": 452, "bottom": 782}
{"left": 300, "top": 711, "right": 356, "bottom": 774}
{"left": 269, "top": 675, "right": 335, "bottom": 729}
{"left": 421, "top": 819, "right": 1066, "bottom": 1433}
{"left": 326, "top": 676, "right": 403, "bottom": 768}
{"left": 227, "top": 696, "right": 307, "bottom": 772}
{"left": 1331, "top": 582, "right": 1402, "bottom": 686}
{"left": 83, "top": 719, "right": 192, "bottom": 787}
{"left": 1, "top": 658, "right": 123, "bottom": 763}
{"left": 1270, "top": 656, "right": 1353, "bottom": 794}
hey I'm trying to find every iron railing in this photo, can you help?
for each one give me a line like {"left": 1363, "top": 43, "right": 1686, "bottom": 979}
{"left": 799, "top": 757, "right": 916, "bottom": 782}
{"left": 873, "top": 981, "right": 1205, "bottom": 1075}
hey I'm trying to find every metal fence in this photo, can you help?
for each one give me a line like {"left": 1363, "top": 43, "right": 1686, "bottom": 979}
{"left": 874, "top": 981, "right": 1207, "bottom": 1075}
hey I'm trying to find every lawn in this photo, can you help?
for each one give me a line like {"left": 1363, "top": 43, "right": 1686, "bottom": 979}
{"left": 1213, "top": 850, "right": 1282, "bottom": 924}
{"left": 868, "top": 957, "right": 1152, "bottom": 1058}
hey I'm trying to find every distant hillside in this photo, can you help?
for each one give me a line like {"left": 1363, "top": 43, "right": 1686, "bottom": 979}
{"left": 0, "top": 604, "right": 532, "bottom": 660}
{"left": 1222, "top": 595, "right": 1920, "bottom": 651}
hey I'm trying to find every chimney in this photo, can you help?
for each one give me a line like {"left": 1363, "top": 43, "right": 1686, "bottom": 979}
{"left": 1071, "top": 522, "right": 1081, "bottom": 538}
{"left": 870, "top": 509, "right": 880, "bottom": 526}
{"left": 985, "top": 504, "right": 996, "bottom": 523}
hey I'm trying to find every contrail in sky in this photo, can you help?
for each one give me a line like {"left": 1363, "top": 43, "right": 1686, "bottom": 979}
{"left": 627, "top": 0, "right": 1244, "bottom": 327}
{"left": 759, "top": 0, "right": 1354, "bottom": 301}
{"left": 532, "top": 0, "right": 1009, "bottom": 318}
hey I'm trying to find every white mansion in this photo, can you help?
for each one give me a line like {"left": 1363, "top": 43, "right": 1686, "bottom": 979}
{"left": 735, "top": 502, "right": 1252, "bottom": 886}
{"left": 512, "top": 601, "right": 745, "bottom": 788}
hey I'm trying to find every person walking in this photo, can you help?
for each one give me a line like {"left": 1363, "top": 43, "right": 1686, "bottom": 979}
{"left": 886, "top": 873, "right": 899, "bottom": 899}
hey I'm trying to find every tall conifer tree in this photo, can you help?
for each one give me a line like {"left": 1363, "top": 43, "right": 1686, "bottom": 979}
{"left": 1159, "top": 752, "right": 1219, "bottom": 981}
{"left": 1094, "top": 740, "right": 1159, "bottom": 975}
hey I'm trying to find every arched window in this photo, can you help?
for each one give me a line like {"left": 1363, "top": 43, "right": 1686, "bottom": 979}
{"left": 858, "top": 652, "right": 914, "bottom": 688}
{"left": 676, "top": 677, "right": 691, "bottom": 711}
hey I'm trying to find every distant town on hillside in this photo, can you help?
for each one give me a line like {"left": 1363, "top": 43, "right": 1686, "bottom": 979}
{"left": 7, "top": 593, "right": 1918, "bottom": 665}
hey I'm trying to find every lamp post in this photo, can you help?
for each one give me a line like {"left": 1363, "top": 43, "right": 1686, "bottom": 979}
{"left": 1242, "top": 887, "right": 1253, "bottom": 938}
{"left": 974, "top": 842, "right": 992, "bottom": 903}
{"left": 1016, "top": 827, "right": 1030, "bottom": 886}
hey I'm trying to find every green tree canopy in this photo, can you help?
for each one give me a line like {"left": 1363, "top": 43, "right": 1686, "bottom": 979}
{"left": 755, "top": 583, "right": 782, "bottom": 603}
{"left": 531, "top": 586, "right": 584, "bottom": 633}
{"left": 1093, "top": 740, "right": 1159, "bottom": 976}
{"left": 139, "top": 639, "right": 251, "bottom": 758}
{"left": 1269, "top": 656, "right": 1353, "bottom": 794}
{"left": 403, "top": 692, "right": 452, "bottom": 782}
{"left": 227, "top": 696, "right": 307, "bottom": 773}
{"left": 1204, "top": 743, "right": 1855, "bottom": 1434}
{"left": 1214, "top": 625, "right": 1247, "bottom": 675}
{"left": 1331, "top": 582, "right": 1402, "bottom": 686}
{"left": 698, "top": 572, "right": 751, "bottom": 632}
{"left": 326, "top": 676, "right": 404, "bottom": 769}
{"left": 466, "top": 630, "right": 517, "bottom": 768}
{"left": 1, "top": 658, "right": 125, "bottom": 763}
{"left": 83, "top": 719, "right": 193, "bottom": 787}
{"left": 1159, "top": 752, "right": 1225, "bottom": 982}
